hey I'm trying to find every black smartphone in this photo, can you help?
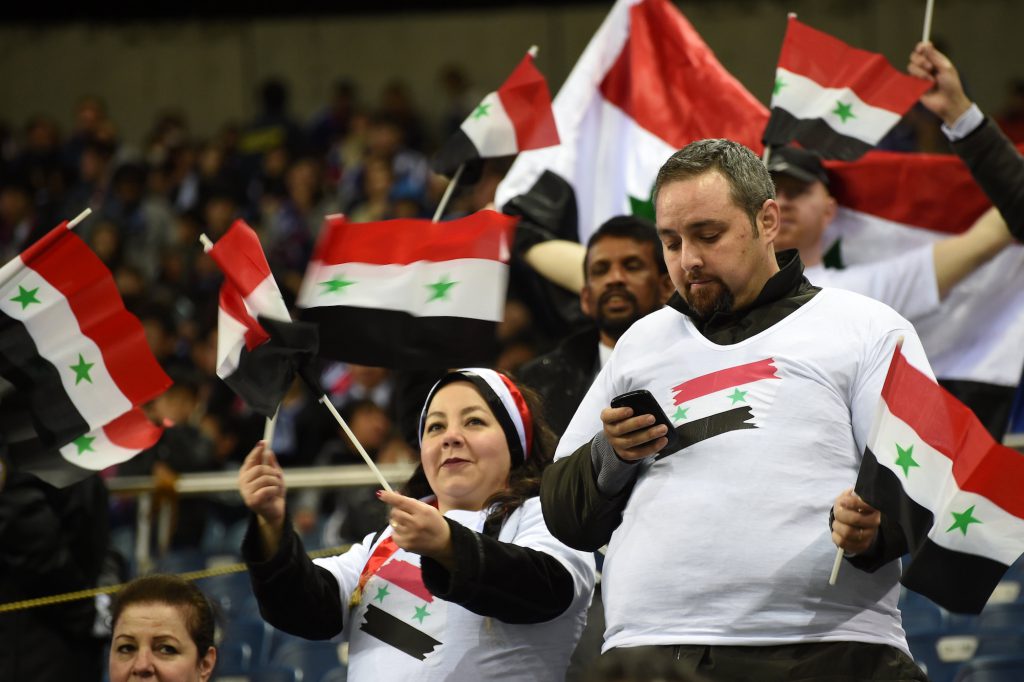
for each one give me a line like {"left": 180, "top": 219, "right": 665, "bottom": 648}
{"left": 609, "top": 389, "right": 683, "bottom": 456}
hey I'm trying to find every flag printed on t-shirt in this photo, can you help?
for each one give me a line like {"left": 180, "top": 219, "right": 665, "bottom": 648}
{"left": 854, "top": 348, "right": 1024, "bottom": 613}
{"left": 763, "top": 16, "right": 931, "bottom": 160}
{"left": 660, "top": 358, "right": 782, "bottom": 456}
{"left": 495, "top": 0, "right": 769, "bottom": 245}
{"left": 297, "top": 211, "right": 517, "bottom": 369}
{"left": 433, "top": 49, "right": 559, "bottom": 180}
{"left": 0, "top": 221, "right": 171, "bottom": 486}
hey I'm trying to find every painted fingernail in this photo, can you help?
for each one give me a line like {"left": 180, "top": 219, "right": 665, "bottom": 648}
{"left": 375, "top": 490, "right": 384, "bottom": 498}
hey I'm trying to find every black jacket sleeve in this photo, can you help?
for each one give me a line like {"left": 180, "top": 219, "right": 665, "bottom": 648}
{"left": 539, "top": 439, "right": 638, "bottom": 552}
{"left": 420, "top": 519, "right": 575, "bottom": 624}
{"left": 952, "top": 117, "right": 1024, "bottom": 240}
{"left": 241, "top": 512, "right": 345, "bottom": 639}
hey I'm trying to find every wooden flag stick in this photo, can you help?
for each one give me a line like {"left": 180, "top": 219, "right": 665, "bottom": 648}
{"left": 317, "top": 395, "right": 394, "bottom": 492}
{"left": 263, "top": 405, "right": 279, "bottom": 447}
{"left": 831, "top": 335, "right": 906, "bottom": 586}
{"left": 922, "top": 0, "right": 935, "bottom": 43}
{"left": 432, "top": 162, "right": 465, "bottom": 223}
{"left": 68, "top": 208, "right": 93, "bottom": 229}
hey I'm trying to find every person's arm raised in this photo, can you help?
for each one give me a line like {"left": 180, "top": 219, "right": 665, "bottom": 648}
{"left": 238, "top": 441, "right": 286, "bottom": 559}
{"left": 932, "top": 206, "right": 1013, "bottom": 299}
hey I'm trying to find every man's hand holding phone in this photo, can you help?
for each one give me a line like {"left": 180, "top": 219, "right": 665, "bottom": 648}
{"left": 604, "top": 389, "right": 683, "bottom": 461}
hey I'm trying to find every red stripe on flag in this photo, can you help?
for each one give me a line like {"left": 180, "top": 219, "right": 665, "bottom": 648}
{"left": 209, "top": 220, "right": 274, "bottom": 298}
{"left": 777, "top": 17, "right": 930, "bottom": 112}
{"left": 826, "top": 150, "right": 992, "bottom": 235}
{"left": 19, "top": 221, "right": 71, "bottom": 264}
{"left": 599, "top": 0, "right": 768, "bottom": 153}
{"left": 671, "top": 358, "right": 779, "bottom": 405}
{"left": 882, "top": 350, "right": 1024, "bottom": 519}
{"left": 219, "top": 283, "right": 269, "bottom": 351}
{"left": 376, "top": 559, "right": 433, "bottom": 603}
{"left": 103, "top": 408, "right": 164, "bottom": 450}
{"left": 313, "top": 211, "right": 517, "bottom": 266}
{"left": 497, "top": 54, "right": 559, "bottom": 152}
{"left": 23, "top": 230, "right": 171, "bottom": 406}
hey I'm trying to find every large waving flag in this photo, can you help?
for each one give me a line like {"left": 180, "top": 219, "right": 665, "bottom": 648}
{"left": 208, "top": 220, "right": 318, "bottom": 417}
{"left": 297, "top": 211, "right": 517, "bottom": 369}
{"left": 824, "top": 150, "right": 1024, "bottom": 392}
{"left": 0, "top": 222, "right": 171, "bottom": 486}
{"left": 495, "top": 0, "right": 769, "bottom": 245}
{"left": 763, "top": 16, "right": 931, "bottom": 160}
{"left": 432, "top": 48, "right": 559, "bottom": 181}
{"left": 855, "top": 347, "right": 1024, "bottom": 613}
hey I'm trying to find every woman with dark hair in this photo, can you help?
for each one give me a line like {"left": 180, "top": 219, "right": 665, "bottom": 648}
{"left": 108, "top": 574, "right": 217, "bottom": 682}
{"left": 239, "top": 368, "right": 595, "bottom": 681}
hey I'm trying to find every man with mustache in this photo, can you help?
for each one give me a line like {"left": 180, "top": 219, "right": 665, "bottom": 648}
{"left": 519, "top": 216, "right": 673, "bottom": 438}
{"left": 542, "top": 139, "right": 933, "bottom": 681}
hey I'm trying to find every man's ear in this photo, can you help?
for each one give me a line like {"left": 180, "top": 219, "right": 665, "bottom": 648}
{"left": 759, "top": 198, "right": 781, "bottom": 242}
{"left": 580, "top": 283, "right": 594, "bottom": 317}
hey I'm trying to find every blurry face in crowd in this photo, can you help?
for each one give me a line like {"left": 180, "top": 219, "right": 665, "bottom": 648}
{"left": 656, "top": 171, "right": 780, "bottom": 319}
{"left": 420, "top": 382, "right": 511, "bottom": 514}
{"left": 581, "top": 235, "right": 672, "bottom": 345}
{"left": 772, "top": 174, "right": 837, "bottom": 263}
{"left": 109, "top": 602, "right": 216, "bottom": 682}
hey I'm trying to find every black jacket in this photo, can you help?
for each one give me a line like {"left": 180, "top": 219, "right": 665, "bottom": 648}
{"left": 540, "top": 251, "right": 905, "bottom": 572}
{"left": 952, "top": 116, "right": 1024, "bottom": 240}
{"left": 517, "top": 325, "right": 601, "bottom": 438}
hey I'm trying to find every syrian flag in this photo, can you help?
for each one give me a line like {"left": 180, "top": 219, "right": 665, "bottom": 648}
{"left": 495, "top": 0, "right": 768, "bottom": 245}
{"left": 824, "top": 150, "right": 1024, "bottom": 391}
{"left": 297, "top": 211, "right": 517, "bottom": 369}
{"left": 432, "top": 48, "right": 558, "bottom": 181}
{"left": 0, "top": 221, "right": 171, "bottom": 486}
{"left": 763, "top": 16, "right": 931, "bottom": 160}
{"left": 208, "top": 220, "right": 318, "bottom": 418}
{"left": 854, "top": 347, "right": 1024, "bottom": 613}
{"left": 660, "top": 357, "right": 782, "bottom": 457}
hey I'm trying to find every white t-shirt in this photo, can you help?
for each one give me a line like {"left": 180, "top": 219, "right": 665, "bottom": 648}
{"left": 313, "top": 498, "right": 595, "bottom": 681}
{"left": 556, "top": 288, "right": 934, "bottom": 654}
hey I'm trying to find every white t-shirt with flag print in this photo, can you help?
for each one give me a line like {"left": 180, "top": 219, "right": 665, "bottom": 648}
{"left": 313, "top": 498, "right": 594, "bottom": 681}
{"left": 556, "top": 287, "right": 934, "bottom": 654}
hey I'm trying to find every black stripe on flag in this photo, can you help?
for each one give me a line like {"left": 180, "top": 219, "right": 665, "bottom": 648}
{"left": 302, "top": 307, "right": 498, "bottom": 370}
{"left": 655, "top": 406, "right": 757, "bottom": 461}
{"left": 359, "top": 603, "right": 441, "bottom": 661}
{"left": 763, "top": 108, "right": 873, "bottom": 161}
{"left": 432, "top": 128, "right": 484, "bottom": 182}
{"left": 856, "top": 447, "right": 1010, "bottom": 614}
{"left": 0, "top": 309, "right": 90, "bottom": 449}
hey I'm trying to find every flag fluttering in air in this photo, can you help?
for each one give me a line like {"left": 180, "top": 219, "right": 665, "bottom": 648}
{"left": 0, "top": 222, "right": 171, "bottom": 486}
{"left": 763, "top": 16, "right": 931, "bottom": 160}
{"left": 207, "top": 220, "right": 319, "bottom": 417}
{"left": 495, "top": 0, "right": 769, "bottom": 245}
{"left": 432, "top": 48, "right": 559, "bottom": 182}
{"left": 855, "top": 347, "right": 1024, "bottom": 613}
{"left": 824, "top": 150, "right": 1024, "bottom": 392}
{"left": 297, "top": 211, "right": 518, "bottom": 369}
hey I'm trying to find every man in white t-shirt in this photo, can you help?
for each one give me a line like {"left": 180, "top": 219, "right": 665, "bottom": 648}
{"left": 541, "top": 138, "right": 930, "bottom": 681}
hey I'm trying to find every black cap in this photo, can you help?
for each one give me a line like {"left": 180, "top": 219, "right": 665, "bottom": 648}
{"left": 766, "top": 146, "right": 829, "bottom": 186}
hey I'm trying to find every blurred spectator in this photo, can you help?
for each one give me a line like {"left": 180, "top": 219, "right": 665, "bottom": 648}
{"left": 308, "top": 78, "right": 359, "bottom": 156}
{"left": 0, "top": 173, "right": 39, "bottom": 262}
{"left": 239, "top": 77, "right": 302, "bottom": 183}
{"left": 378, "top": 79, "right": 428, "bottom": 152}
{"left": 995, "top": 77, "right": 1024, "bottom": 144}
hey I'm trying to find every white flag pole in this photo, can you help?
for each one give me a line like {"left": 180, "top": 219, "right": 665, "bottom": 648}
{"left": 68, "top": 207, "right": 93, "bottom": 229}
{"left": 318, "top": 395, "right": 394, "bottom": 492}
{"left": 830, "top": 336, "right": 905, "bottom": 586}
{"left": 0, "top": 208, "right": 94, "bottom": 288}
{"left": 922, "top": 0, "right": 936, "bottom": 43}
{"left": 432, "top": 163, "right": 465, "bottom": 223}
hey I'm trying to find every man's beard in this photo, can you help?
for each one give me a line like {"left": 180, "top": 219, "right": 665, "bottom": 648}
{"left": 682, "top": 277, "right": 735, "bottom": 319}
{"left": 594, "top": 286, "right": 643, "bottom": 342}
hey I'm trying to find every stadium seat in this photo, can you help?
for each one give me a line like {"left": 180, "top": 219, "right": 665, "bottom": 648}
{"left": 318, "top": 668, "right": 350, "bottom": 682}
{"left": 221, "top": 618, "right": 274, "bottom": 668}
{"left": 907, "top": 630, "right": 978, "bottom": 682}
{"left": 954, "top": 654, "right": 1024, "bottom": 682}
{"left": 246, "top": 666, "right": 301, "bottom": 682}
{"left": 977, "top": 603, "right": 1024, "bottom": 631}
{"left": 975, "top": 629, "right": 1024, "bottom": 657}
{"left": 154, "top": 547, "right": 208, "bottom": 574}
{"left": 270, "top": 640, "right": 344, "bottom": 682}
{"left": 901, "top": 601, "right": 945, "bottom": 634}
{"left": 203, "top": 570, "right": 256, "bottom": 619}
{"left": 214, "top": 640, "right": 252, "bottom": 674}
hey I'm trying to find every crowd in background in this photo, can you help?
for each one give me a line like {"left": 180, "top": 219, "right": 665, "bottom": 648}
{"left": 2, "top": 65, "right": 1023, "bottom": 553}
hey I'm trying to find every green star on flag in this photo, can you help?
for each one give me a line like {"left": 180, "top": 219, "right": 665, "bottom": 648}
{"left": 72, "top": 434, "right": 96, "bottom": 454}
{"left": 412, "top": 604, "right": 431, "bottom": 623}
{"left": 672, "top": 406, "right": 689, "bottom": 421}
{"left": 70, "top": 354, "right": 95, "bottom": 385}
{"left": 832, "top": 101, "right": 856, "bottom": 123}
{"left": 727, "top": 388, "right": 748, "bottom": 404}
{"left": 472, "top": 103, "right": 491, "bottom": 120}
{"left": 894, "top": 443, "right": 920, "bottom": 477}
{"left": 11, "top": 285, "right": 41, "bottom": 310}
{"left": 773, "top": 77, "right": 787, "bottom": 96}
{"left": 426, "top": 276, "right": 457, "bottom": 302}
{"left": 628, "top": 193, "right": 656, "bottom": 222}
{"left": 319, "top": 277, "right": 355, "bottom": 294}
{"left": 946, "top": 505, "right": 982, "bottom": 535}
{"left": 374, "top": 585, "right": 390, "bottom": 603}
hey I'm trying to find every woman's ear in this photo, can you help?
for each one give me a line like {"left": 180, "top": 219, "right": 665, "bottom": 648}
{"left": 198, "top": 646, "right": 217, "bottom": 681}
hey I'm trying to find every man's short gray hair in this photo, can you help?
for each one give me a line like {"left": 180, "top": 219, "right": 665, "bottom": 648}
{"left": 652, "top": 139, "right": 776, "bottom": 235}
